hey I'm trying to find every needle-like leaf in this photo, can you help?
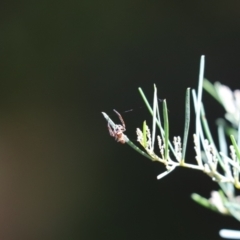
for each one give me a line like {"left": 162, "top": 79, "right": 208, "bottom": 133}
{"left": 230, "top": 135, "right": 240, "bottom": 164}
{"left": 151, "top": 84, "right": 158, "bottom": 151}
{"left": 182, "top": 88, "right": 190, "bottom": 161}
{"left": 191, "top": 193, "right": 219, "bottom": 212}
{"left": 163, "top": 100, "right": 169, "bottom": 160}
{"left": 195, "top": 56, "right": 205, "bottom": 152}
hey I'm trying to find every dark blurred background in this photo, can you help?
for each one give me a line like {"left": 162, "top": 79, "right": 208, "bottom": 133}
{"left": 0, "top": 0, "right": 240, "bottom": 239}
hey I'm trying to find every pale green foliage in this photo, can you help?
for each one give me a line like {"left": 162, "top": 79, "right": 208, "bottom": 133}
{"left": 102, "top": 56, "right": 240, "bottom": 239}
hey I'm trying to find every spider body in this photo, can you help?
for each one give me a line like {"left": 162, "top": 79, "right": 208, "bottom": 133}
{"left": 108, "top": 110, "right": 126, "bottom": 144}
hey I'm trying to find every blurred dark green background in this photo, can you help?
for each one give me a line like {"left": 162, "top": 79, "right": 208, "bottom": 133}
{"left": 0, "top": 0, "right": 240, "bottom": 239}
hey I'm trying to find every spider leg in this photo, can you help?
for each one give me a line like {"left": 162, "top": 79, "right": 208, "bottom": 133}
{"left": 107, "top": 122, "right": 115, "bottom": 136}
{"left": 113, "top": 109, "right": 126, "bottom": 130}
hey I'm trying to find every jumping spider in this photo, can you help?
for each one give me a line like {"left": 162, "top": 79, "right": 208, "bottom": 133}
{"left": 108, "top": 109, "right": 126, "bottom": 144}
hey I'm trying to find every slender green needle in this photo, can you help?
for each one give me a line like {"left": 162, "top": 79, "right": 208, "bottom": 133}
{"left": 156, "top": 95, "right": 164, "bottom": 140}
{"left": 182, "top": 88, "right": 190, "bottom": 161}
{"left": 127, "top": 140, "right": 154, "bottom": 161}
{"left": 163, "top": 100, "right": 169, "bottom": 160}
{"left": 230, "top": 135, "right": 240, "bottom": 164}
{"left": 217, "top": 120, "right": 234, "bottom": 195}
{"left": 216, "top": 119, "right": 228, "bottom": 155}
{"left": 102, "top": 112, "right": 116, "bottom": 129}
{"left": 196, "top": 56, "right": 205, "bottom": 144}
{"left": 191, "top": 193, "right": 219, "bottom": 213}
{"left": 200, "top": 106, "right": 225, "bottom": 169}
{"left": 218, "top": 190, "right": 228, "bottom": 202}
{"left": 151, "top": 84, "right": 158, "bottom": 150}
{"left": 138, "top": 87, "right": 154, "bottom": 115}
